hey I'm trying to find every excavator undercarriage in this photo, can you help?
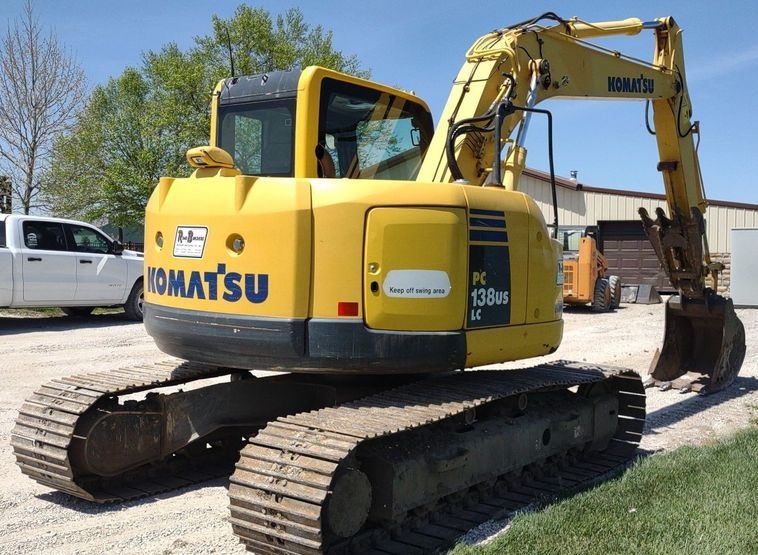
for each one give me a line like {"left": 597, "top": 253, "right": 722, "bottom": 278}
{"left": 12, "top": 360, "right": 644, "bottom": 554}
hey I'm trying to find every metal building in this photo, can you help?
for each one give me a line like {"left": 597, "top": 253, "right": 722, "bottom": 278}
{"left": 520, "top": 168, "right": 758, "bottom": 294}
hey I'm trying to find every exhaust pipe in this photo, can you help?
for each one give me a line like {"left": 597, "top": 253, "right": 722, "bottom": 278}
{"left": 645, "top": 290, "right": 745, "bottom": 394}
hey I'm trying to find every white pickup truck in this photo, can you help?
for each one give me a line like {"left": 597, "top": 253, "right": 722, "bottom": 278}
{"left": 0, "top": 214, "right": 144, "bottom": 320}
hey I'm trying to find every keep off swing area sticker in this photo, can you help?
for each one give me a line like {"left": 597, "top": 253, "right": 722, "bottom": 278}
{"left": 173, "top": 226, "right": 208, "bottom": 258}
{"left": 383, "top": 270, "right": 452, "bottom": 298}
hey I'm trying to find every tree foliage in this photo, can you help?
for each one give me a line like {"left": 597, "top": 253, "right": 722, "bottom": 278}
{"left": 44, "top": 4, "right": 367, "bottom": 225}
{"left": 0, "top": 1, "right": 86, "bottom": 214}
{"left": 197, "top": 6, "right": 366, "bottom": 78}
{"left": 44, "top": 70, "right": 164, "bottom": 227}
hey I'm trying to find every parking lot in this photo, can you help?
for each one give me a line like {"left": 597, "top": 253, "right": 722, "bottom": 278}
{"left": 0, "top": 303, "right": 755, "bottom": 554}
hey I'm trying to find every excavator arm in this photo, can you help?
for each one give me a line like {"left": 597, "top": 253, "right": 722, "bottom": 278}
{"left": 419, "top": 16, "right": 680, "bottom": 185}
{"left": 419, "top": 14, "right": 745, "bottom": 392}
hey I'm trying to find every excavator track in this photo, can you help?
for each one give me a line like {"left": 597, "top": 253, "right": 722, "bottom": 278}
{"left": 229, "top": 361, "right": 645, "bottom": 555}
{"left": 11, "top": 360, "right": 236, "bottom": 502}
{"left": 12, "top": 359, "right": 644, "bottom": 555}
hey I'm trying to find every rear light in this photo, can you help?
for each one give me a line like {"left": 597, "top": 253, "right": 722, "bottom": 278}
{"left": 337, "top": 302, "right": 359, "bottom": 317}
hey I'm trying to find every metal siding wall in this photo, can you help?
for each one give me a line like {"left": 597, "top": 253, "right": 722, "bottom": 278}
{"left": 736, "top": 210, "right": 746, "bottom": 229}
{"left": 707, "top": 207, "right": 718, "bottom": 251}
{"left": 517, "top": 176, "right": 758, "bottom": 252}
{"left": 708, "top": 207, "right": 723, "bottom": 252}
{"left": 727, "top": 209, "right": 736, "bottom": 251}
{"left": 704, "top": 205, "right": 758, "bottom": 253}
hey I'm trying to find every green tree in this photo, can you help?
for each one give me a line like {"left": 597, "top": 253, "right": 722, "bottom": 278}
{"left": 196, "top": 6, "right": 367, "bottom": 78}
{"left": 141, "top": 44, "right": 215, "bottom": 179}
{"left": 44, "top": 69, "right": 163, "bottom": 227}
{"left": 43, "top": 4, "right": 367, "bottom": 225}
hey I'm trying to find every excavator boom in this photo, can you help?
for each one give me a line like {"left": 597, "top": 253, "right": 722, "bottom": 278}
{"left": 418, "top": 13, "right": 745, "bottom": 392}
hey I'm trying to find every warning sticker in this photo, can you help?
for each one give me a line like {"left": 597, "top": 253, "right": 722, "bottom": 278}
{"left": 173, "top": 226, "right": 208, "bottom": 258}
{"left": 383, "top": 270, "right": 451, "bottom": 298}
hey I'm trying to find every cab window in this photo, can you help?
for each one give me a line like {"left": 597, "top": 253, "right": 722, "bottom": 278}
{"left": 319, "top": 78, "right": 433, "bottom": 180}
{"left": 557, "top": 228, "right": 584, "bottom": 252}
{"left": 217, "top": 99, "right": 295, "bottom": 176}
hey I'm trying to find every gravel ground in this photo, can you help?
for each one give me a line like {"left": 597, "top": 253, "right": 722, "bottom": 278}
{"left": 0, "top": 302, "right": 755, "bottom": 554}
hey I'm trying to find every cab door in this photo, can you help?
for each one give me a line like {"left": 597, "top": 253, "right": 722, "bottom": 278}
{"left": 20, "top": 220, "right": 76, "bottom": 302}
{"left": 64, "top": 223, "right": 127, "bottom": 302}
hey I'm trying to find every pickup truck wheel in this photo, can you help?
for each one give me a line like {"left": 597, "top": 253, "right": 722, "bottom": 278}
{"left": 61, "top": 307, "right": 95, "bottom": 317}
{"left": 124, "top": 280, "right": 144, "bottom": 321}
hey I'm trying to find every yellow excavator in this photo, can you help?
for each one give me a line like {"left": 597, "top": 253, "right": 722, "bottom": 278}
{"left": 12, "top": 14, "right": 745, "bottom": 555}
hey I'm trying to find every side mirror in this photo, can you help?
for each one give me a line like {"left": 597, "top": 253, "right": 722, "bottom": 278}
{"left": 112, "top": 240, "right": 124, "bottom": 255}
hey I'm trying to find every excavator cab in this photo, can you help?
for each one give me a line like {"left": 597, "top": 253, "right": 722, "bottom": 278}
{"left": 211, "top": 67, "right": 434, "bottom": 181}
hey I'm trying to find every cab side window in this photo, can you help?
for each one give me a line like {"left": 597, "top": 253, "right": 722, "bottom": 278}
{"left": 22, "top": 221, "right": 67, "bottom": 251}
{"left": 318, "top": 78, "right": 434, "bottom": 180}
{"left": 65, "top": 224, "right": 111, "bottom": 254}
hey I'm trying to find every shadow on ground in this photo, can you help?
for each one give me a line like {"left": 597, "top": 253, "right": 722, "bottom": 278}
{"left": 644, "top": 375, "right": 757, "bottom": 433}
{"left": 0, "top": 312, "right": 135, "bottom": 335}
{"left": 37, "top": 476, "right": 229, "bottom": 514}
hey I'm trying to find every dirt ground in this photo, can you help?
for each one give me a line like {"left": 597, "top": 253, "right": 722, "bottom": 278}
{"left": 0, "top": 302, "right": 755, "bottom": 554}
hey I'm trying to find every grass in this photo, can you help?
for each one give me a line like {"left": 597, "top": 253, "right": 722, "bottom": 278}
{"left": 449, "top": 426, "right": 758, "bottom": 555}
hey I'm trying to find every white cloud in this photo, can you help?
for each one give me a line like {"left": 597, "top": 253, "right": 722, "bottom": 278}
{"left": 687, "top": 45, "right": 758, "bottom": 82}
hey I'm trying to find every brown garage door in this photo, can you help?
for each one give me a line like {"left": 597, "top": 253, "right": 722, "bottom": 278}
{"left": 598, "top": 220, "right": 673, "bottom": 292}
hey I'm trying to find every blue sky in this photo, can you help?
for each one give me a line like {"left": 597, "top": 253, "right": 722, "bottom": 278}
{"left": 3, "top": 0, "right": 758, "bottom": 204}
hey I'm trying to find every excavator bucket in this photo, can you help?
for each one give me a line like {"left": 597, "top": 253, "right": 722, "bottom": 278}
{"left": 646, "top": 291, "right": 745, "bottom": 394}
